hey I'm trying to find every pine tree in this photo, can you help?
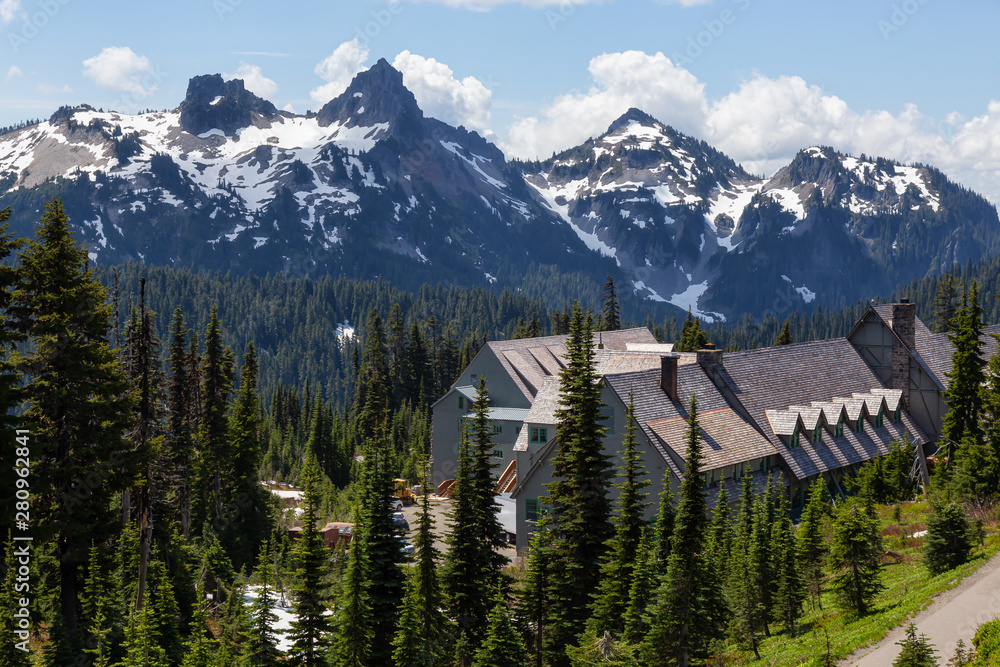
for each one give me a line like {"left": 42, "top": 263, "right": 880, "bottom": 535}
{"left": 771, "top": 495, "right": 806, "bottom": 635}
{"left": 651, "top": 475, "right": 675, "bottom": 577}
{"left": 798, "top": 478, "right": 828, "bottom": 610}
{"left": 924, "top": 502, "right": 973, "bottom": 575}
{"left": 249, "top": 539, "right": 281, "bottom": 666}
{"left": 81, "top": 543, "right": 118, "bottom": 667}
{"left": 472, "top": 594, "right": 528, "bottom": 667}
{"left": 727, "top": 474, "right": 763, "bottom": 660}
{"left": 622, "top": 529, "right": 654, "bottom": 643}
{"left": 601, "top": 275, "right": 621, "bottom": 331}
{"left": 165, "top": 308, "right": 196, "bottom": 540}
{"left": 180, "top": 592, "right": 218, "bottom": 667}
{"left": 677, "top": 309, "right": 708, "bottom": 352}
{"left": 932, "top": 273, "right": 958, "bottom": 334}
{"left": 642, "top": 395, "right": 722, "bottom": 666}
{"left": 750, "top": 477, "right": 776, "bottom": 637}
{"left": 588, "top": 390, "right": 649, "bottom": 639}
{"left": 392, "top": 457, "right": 446, "bottom": 667}
{"left": 469, "top": 377, "right": 509, "bottom": 586}
{"left": 198, "top": 306, "right": 233, "bottom": 530}
{"left": 892, "top": 623, "right": 939, "bottom": 667}
{"left": 334, "top": 518, "right": 372, "bottom": 667}
{"left": 13, "top": 199, "right": 137, "bottom": 645}
{"left": 943, "top": 282, "right": 986, "bottom": 462}
{"left": 705, "top": 486, "right": 733, "bottom": 585}
{"left": 829, "top": 499, "right": 883, "bottom": 615}
{"left": 517, "top": 514, "right": 552, "bottom": 667}
{"left": 543, "top": 305, "right": 614, "bottom": 666}
{"left": 288, "top": 454, "right": 332, "bottom": 665}
{"left": 776, "top": 319, "right": 793, "bottom": 345}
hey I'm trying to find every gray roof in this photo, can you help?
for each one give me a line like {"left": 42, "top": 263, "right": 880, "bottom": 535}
{"left": 486, "top": 327, "right": 657, "bottom": 400}
{"left": 720, "top": 338, "right": 930, "bottom": 481}
{"left": 648, "top": 406, "right": 779, "bottom": 472}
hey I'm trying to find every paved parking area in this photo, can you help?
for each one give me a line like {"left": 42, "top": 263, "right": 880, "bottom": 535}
{"left": 398, "top": 495, "right": 518, "bottom": 562}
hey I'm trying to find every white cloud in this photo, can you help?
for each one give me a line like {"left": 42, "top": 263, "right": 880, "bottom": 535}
{"left": 82, "top": 47, "right": 157, "bottom": 98}
{"left": 5, "top": 65, "right": 22, "bottom": 80}
{"left": 310, "top": 39, "right": 369, "bottom": 105}
{"left": 35, "top": 82, "right": 72, "bottom": 95}
{"left": 503, "top": 50, "right": 706, "bottom": 158}
{"left": 282, "top": 103, "right": 296, "bottom": 113}
{"left": 501, "top": 49, "right": 1000, "bottom": 204}
{"left": 392, "top": 51, "right": 492, "bottom": 132}
{"left": 0, "top": 0, "right": 20, "bottom": 24}
{"left": 224, "top": 62, "right": 278, "bottom": 99}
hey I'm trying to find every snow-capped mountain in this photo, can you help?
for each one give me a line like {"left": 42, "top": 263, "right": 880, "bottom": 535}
{"left": 522, "top": 111, "right": 999, "bottom": 320}
{"left": 0, "top": 63, "right": 997, "bottom": 321}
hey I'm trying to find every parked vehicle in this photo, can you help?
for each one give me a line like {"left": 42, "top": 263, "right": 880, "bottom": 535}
{"left": 392, "top": 512, "right": 409, "bottom": 533}
{"left": 393, "top": 478, "right": 417, "bottom": 506}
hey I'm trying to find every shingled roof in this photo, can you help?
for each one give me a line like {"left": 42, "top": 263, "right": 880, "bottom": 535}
{"left": 486, "top": 327, "right": 657, "bottom": 400}
{"left": 719, "top": 338, "right": 930, "bottom": 480}
{"left": 648, "top": 407, "right": 779, "bottom": 472}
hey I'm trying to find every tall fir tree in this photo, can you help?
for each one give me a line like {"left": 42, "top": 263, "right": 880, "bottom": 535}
{"left": 517, "top": 516, "right": 552, "bottom": 667}
{"left": 249, "top": 539, "right": 281, "bottom": 666}
{"left": 165, "top": 308, "right": 196, "bottom": 540}
{"left": 13, "top": 199, "right": 136, "bottom": 646}
{"left": 588, "top": 390, "right": 649, "bottom": 640}
{"left": 932, "top": 273, "right": 958, "bottom": 334}
{"left": 771, "top": 495, "right": 806, "bottom": 635}
{"left": 393, "top": 457, "right": 446, "bottom": 667}
{"left": 727, "top": 474, "right": 764, "bottom": 660}
{"left": 601, "top": 275, "right": 621, "bottom": 331}
{"left": 288, "top": 454, "right": 332, "bottom": 665}
{"left": 197, "top": 306, "right": 233, "bottom": 530}
{"left": 642, "top": 395, "right": 724, "bottom": 666}
{"left": 829, "top": 499, "right": 883, "bottom": 615}
{"left": 942, "top": 282, "right": 986, "bottom": 462}
{"left": 543, "top": 304, "right": 614, "bottom": 666}
{"left": 797, "top": 478, "right": 828, "bottom": 610}
{"left": 705, "top": 486, "right": 733, "bottom": 586}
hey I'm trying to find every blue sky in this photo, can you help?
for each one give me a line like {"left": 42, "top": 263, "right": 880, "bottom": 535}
{"left": 3, "top": 0, "right": 1000, "bottom": 199}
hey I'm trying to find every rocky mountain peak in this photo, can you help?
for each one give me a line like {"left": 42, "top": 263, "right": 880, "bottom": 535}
{"left": 315, "top": 58, "right": 422, "bottom": 132}
{"left": 178, "top": 74, "right": 279, "bottom": 136}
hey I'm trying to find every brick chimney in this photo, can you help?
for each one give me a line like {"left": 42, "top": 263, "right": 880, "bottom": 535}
{"left": 696, "top": 343, "right": 723, "bottom": 370}
{"left": 660, "top": 354, "right": 679, "bottom": 400}
{"left": 890, "top": 299, "right": 915, "bottom": 408}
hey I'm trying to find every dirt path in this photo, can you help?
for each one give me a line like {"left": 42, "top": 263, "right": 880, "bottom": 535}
{"left": 842, "top": 551, "right": 1000, "bottom": 665}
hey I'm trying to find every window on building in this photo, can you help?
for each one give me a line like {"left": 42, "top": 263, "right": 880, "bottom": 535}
{"left": 855, "top": 417, "right": 864, "bottom": 434}
{"left": 516, "top": 425, "right": 522, "bottom": 435}
{"left": 835, "top": 418, "right": 844, "bottom": 437}
{"left": 893, "top": 407, "right": 902, "bottom": 424}
{"left": 812, "top": 425, "right": 823, "bottom": 443}
{"left": 763, "top": 456, "right": 771, "bottom": 471}
{"left": 458, "top": 396, "right": 465, "bottom": 410}
{"left": 599, "top": 406, "right": 615, "bottom": 434}
{"left": 471, "top": 374, "right": 478, "bottom": 380}
{"left": 492, "top": 424, "right": 502, "bottom": 435}
{"left": 790, "top": 428, "right": 800, "bottom": 449}
{"left": 526, "top": 498, "right": 538, "bottom": 522}
{"left": 530, "top": 427, "right": 548, "bottom": 443}
{"left": 493, "top": 449, "right": 503, "bottom": 459}
{"left": 875, "top": 409, "right": 884, "bottom": 428}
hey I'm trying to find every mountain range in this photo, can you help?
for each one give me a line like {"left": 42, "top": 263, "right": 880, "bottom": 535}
{"left": 1, "top": 58, "right": 996, "bottom": 321}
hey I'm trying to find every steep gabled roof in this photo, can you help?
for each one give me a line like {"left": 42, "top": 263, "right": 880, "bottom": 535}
{"left": 648, "top": 407, "right": 778, "bottom": 471}
{"left": 486, "top": 327, "right": 657, "bottom": 400}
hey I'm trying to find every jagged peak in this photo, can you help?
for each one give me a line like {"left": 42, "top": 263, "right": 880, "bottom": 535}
{"left": 316, "top": 58, "right": 422, "bottom": 130}
{"left": 178, "top": 74, "right": 278, "bottom": 136}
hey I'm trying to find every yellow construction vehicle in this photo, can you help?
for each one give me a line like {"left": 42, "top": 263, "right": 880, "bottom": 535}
{"left": 393, "top": 478, "right": 417, "bottom": 506}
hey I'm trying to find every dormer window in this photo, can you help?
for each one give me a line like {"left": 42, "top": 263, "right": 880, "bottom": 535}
{"left": 835, "top": 418, "right": 844, "bottom": 437}
{"left": 790, "top": 428, "right": 800, "bottom": 449}
{"left": 875, "top": 409, "right": 884, "bottom": 428}
{"left": 893, "top": 407, "right": 902, "bottom": 424}
{"left": 530, "top": 427, "right": 548, "bottom": 444}
{"left": 812, "top": 425, "right": 823, "bottom": 443}
{"left": 855, "top": 417, "right": 864, "bottom": 434}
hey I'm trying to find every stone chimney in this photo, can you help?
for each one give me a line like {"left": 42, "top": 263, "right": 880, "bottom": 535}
{"left": 890, "top": 299, "right": 916, "bottom": 408}
{"left": 696, "top": 343, "right": 723, "bottom": 370}
{"left": 660, "top": 354, "right": 679, "bottom": 400}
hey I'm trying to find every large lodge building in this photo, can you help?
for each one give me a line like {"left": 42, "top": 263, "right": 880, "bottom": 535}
{"left": 431, "top": 301, "right": 999, "bottom": 550}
